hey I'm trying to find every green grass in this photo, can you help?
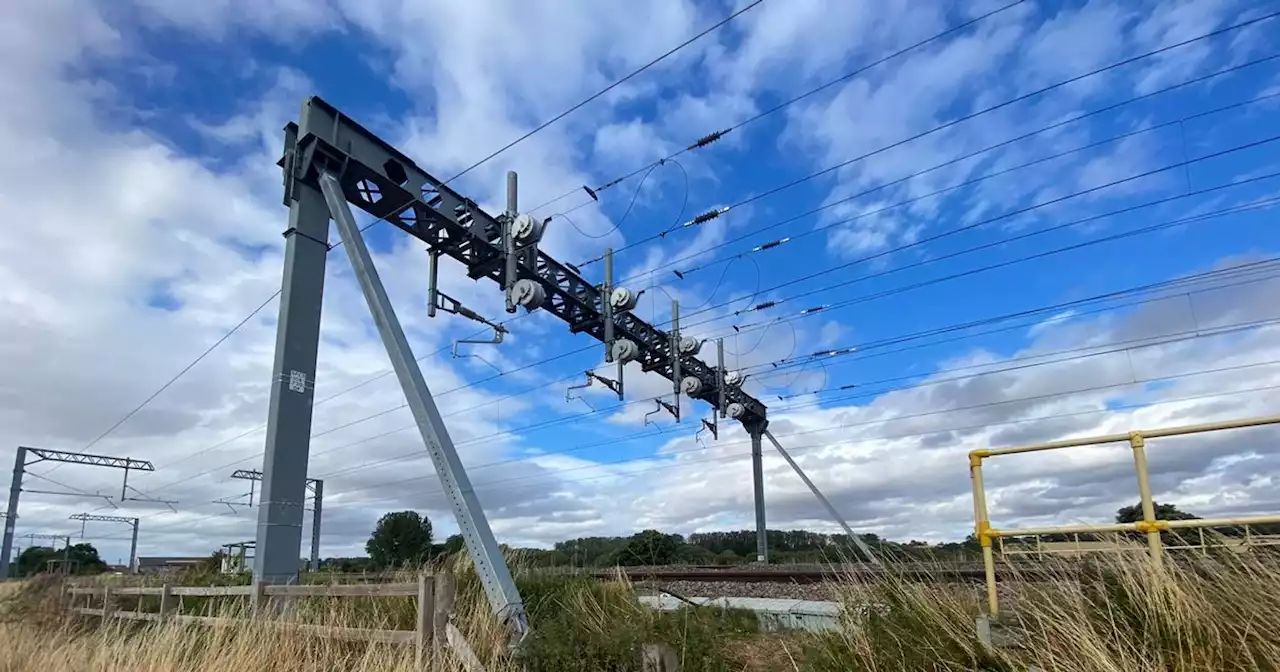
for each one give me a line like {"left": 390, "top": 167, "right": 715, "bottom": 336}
{"left": 10, "top": 546, "right": 1280, "bottom": 670}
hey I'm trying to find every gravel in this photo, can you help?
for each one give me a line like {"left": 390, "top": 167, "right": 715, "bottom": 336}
{"left": 633, "top": 579, "right": 841, "bottom": 602}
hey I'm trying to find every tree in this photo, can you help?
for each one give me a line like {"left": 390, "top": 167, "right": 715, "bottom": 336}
{"left": 1116, "top": 502, "right": 1200, "bottom": 524}
{"left": 366, "top": 511, "right": 433, "bottom": 569}
{"left": 606, "top": 530, "right": 685, "bottom": 566}
{"left": 16, "top": 543, "right": 107, "bottom": 576}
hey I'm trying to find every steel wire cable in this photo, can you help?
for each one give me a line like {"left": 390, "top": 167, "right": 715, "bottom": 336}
{"left": 691, "top": 199, "right": 1280, "bottom": 346}
{"left": 441, "top": 0, "right": 768, "bottom": 186}
{"left": 308, "top": 309, "right": 1280, "bottom": 485}
{"left": 162, "top": 268, "right": 1280, "bottom": 496}
{"left": 109, "top": 59, "right": 1276, "bottom": 484}
{"left": 527, "top": 0, "right": 1028, "bottom": 214}
{"left": 99, "top": 366, "right": 1280, "bottom": 543}
{"left": 579, "top": 13, "right": 1280, "bottom": 266}
{"left": 153, "top": 256, "right": 1280, "bottom": 497}
{"left": 663, "top": 81, "right": 1280, "bottom": 283}
{"left": 672, "top": 157, "right": 1280, "bottom": 333}
{"left": 79, "top": 34, "right": 1272, "bottom": 486}
{"left": 144, "top": 201, "right": 1280, "bottom": 506}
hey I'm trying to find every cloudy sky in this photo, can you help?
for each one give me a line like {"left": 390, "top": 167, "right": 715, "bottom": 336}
{"left": 2, "top": 0, "right": 1280, "bottom": 567}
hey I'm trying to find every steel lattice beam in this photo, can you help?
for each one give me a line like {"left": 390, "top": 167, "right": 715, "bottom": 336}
{"left": 69, "top": 513, "right": 136, "bottom": 524}
{"left": 25, "top": 448, "right": 153, "bottom": 471}
{"left": 233, "top": 469, "right": 318, "bottom": 488}
{"left": 280, "top": 97, "right": 767, "bottom": 426}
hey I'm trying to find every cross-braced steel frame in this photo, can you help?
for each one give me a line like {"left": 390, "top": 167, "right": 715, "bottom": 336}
{"left": 259, "top": 97, "right": 876, "bottom": 638}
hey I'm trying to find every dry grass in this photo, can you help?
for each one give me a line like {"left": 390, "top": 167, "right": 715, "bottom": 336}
{"left": 2, "top": 548, "right": 1279, "bottom": 670}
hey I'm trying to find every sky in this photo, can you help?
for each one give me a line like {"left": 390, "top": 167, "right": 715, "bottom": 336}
{"left": 2, "top": 0, "right": 1280, "bottom": 567}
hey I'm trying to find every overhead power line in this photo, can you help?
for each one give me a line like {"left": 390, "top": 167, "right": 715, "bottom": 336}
{"left": 110, "top": 29, "right": 1273, "bottom": 483}
{"left": 528, "top": 0, "right": 1028, "bottom": 214}
{"left": 306, "top": 310, "right": 1280, "bottom": 485}
{"left": 158, "top": 263, "right": 1280, "bottom": 494}
{"left": 105, "top": 363, "right": 1280, "bottom": 543}
{"left": 318, "top": 356, "right": 1280, "bottom": 508}
{"left": 580, "top": 11, "right": 1279, "bottom": 266}
{"left": 674, "top": 142, "right": 1280, "bottom": 331}
{"left": 63, "top": 2, "right": 764, "bottom": 474}
{"left": 704, "top": 197, "right": 1280, "bottom": 342}
{"left": 668, "top": 80, "right": 1280, "bottom": 281}
{"left": 441, "top": 0, "right": 768, "bottom": 186}
{"left": 150, "top": 195, "right": 1279, "bottom": 497}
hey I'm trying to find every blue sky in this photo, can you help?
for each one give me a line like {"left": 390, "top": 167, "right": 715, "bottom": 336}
{"left": 2, "top": 0, "right": 1280, "bottom": 564}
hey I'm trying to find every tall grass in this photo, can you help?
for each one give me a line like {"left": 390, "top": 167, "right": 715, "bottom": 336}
{"left": 3, "top": 548, "right": 1279, "bottom": 670}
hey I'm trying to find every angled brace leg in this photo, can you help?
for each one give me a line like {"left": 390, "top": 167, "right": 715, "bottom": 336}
{"left": 318, "top": 171, "right": 527, "bottom": 638}
{"left": 762, "top": 429, "right": 880, "bottom": 566}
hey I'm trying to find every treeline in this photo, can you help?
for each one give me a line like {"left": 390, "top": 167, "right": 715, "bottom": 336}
{"left": 319, "top": 529, "right": 980, "bottom": 571}
{"left": 318, "top": 501, "right": 1261, "bottom": 572}
{"left": 542, "top": 529, "right": 980, "bottom": 567}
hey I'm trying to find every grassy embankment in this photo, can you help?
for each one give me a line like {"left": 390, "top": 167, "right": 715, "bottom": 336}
{"left": 2, "top": 547, "right": 1279, "bottom": 671}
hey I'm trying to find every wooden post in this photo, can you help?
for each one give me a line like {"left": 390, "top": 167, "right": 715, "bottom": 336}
{"left": 414, "top": 573, "right": 435, "bottom": 670}
{"left": 101, "top": 586, "right": 113, "bottom": 620}
{"left": 251, "top": 580, "right": 267, "bottom": 615}
{"left": 432, "top": 572, "right": 456, "bottom": 669}
{"left": 159, "top": 583, "right": 174, "bottom": 619}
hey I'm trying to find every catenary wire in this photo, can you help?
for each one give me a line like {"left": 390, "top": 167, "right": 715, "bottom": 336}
{"left": 300, "top": 309, "right": 1280, "bottom": 485}
{"left": 756, "top": 269, "right": 1280, "bottom": 383}
{"left": 172, "top": 268, "right": 1280, "bottom": 491}
{"left": 317, "top": 349, "right": 1280, "bottom": 505}
{"left": 145, "top": 58, "right": 1275, "bottom": 479}
{"left": 440, "top": 0, "right": 768, "bottom": 186}
{"left": 101, "top": 365, "right": 1280, "bottom": 543}
{"left": 95, "top": 0, "right": 758, "bottom": 475}
{"left": 580, "top": 14, "right": 1280, "bottom": 266}
{"left": 102, "top": 357, "right": 1280, "bottom": 542}
{"left": 151, "top": 199, "right": 1280, "bottom": 501}
{"left": 550, "top": 159, "right": 689, "bottom": 239}
{"left": 700, "top": 196, "right": 1280, "bottom": 344}
{"left": 673, "top": 142, "right": 1280, "bottom": 330}
{"left": 670, "top": 81, "right": 1280, "bottom": 280}
{"left": 153, "top": 252, "right": 1280, "bottom": 498}
{"left": 527, "top": 0, "right": 1028, "bottom": 214}
{"left": 82, "top": 24, "right": 1272, "bottom": 483}
{"left": 74, "top": 197, "right": 1274, "bottom": 522}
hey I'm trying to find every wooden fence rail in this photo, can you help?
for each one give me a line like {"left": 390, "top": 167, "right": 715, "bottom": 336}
{"left": 65, "top": 573, "right": 472, "bottom": 671}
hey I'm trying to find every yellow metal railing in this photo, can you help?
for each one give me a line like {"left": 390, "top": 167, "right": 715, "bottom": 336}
{"left": 969, "top": 414, "right": 1280, "bottom": 617}
{"left": 997, "top": 527, "right": 1280, "bottom": 559}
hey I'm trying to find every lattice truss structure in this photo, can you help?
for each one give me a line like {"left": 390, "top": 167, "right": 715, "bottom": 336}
{"left": 279, "top": 99, "right": 768, "bottom": 426}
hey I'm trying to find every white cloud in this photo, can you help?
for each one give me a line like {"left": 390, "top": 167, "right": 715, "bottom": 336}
{"left": 2, "top": 0, "right": 1277, "bottom": 570}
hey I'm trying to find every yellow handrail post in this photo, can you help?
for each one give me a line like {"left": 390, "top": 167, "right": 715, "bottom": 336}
{"left": 1129, "top": 432, "right": 1164, "bottom": 568}
{"left": 970, "top": 450, "right": 998, "bottom": 618}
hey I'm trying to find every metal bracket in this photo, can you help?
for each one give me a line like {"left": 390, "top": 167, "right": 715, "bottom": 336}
{"left": 121, "top": 485, "right": 178, "bottom": 513}
{"left": 701, "top": 416, "right": 719, "bottom": 441}
{"left": 213, "top": 492, "right": 253, "bottom": 513}
{"left": 451, "top": 335, "right": 504, "bottom": 374}
{"left": 644, "top": 398, "right": 680, "bottom": 426}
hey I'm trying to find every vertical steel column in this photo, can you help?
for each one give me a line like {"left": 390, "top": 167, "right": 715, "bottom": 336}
{"left": 128, "top": 520, "right": 139, "bottom": 574}
{"left": 744, "top": 420, "right": 768, "bottom": 564}
{"left": 503, "top": 171, "right": 518, "bottom": 313}
{"left": 0, "top": 447, "right": 26, "bottom": 579}
{"left": 317, "top": 172, "right": 527, "bottom": 634}
{"left": 309, "top": 479, "right": 323, "bottom": 572}
{"left": 255, "top": 100, "right": 332, "bottom": 585}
